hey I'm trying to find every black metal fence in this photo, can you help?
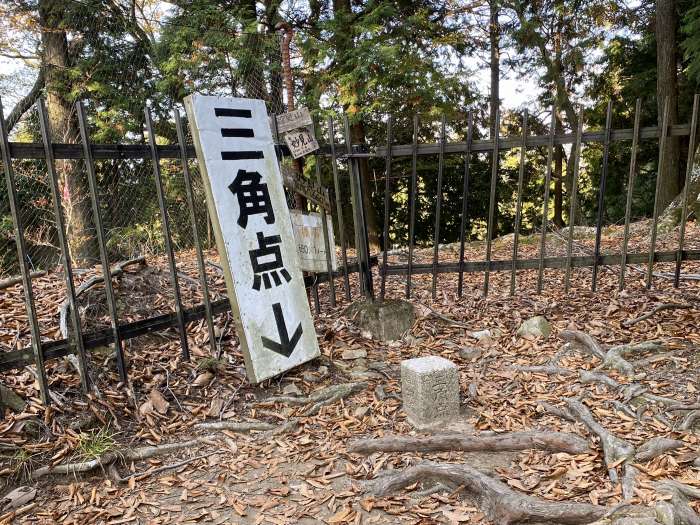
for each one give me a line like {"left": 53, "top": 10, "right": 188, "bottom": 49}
{"left": 2, "top": 95, "right": 699, "bottom": 407}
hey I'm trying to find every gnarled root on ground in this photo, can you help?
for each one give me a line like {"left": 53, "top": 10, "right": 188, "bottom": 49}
{"left": 348, "top": 430, "right": 591, "bottom": 455}
{"left": 257, "top": 382, "right": 368, "bottom": 416}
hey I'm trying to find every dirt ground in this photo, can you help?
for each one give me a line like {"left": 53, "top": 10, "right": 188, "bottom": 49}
{"left": 0, "top": 222, "right": 699, "bottom": 524}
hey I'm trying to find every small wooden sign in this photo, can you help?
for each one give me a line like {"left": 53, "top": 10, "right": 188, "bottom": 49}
{"left": 275, "top": 107, "right": 313, "bottom": 134}
{"left": 280, "top": 164, "right": 331, "bottom": 210}
{"left": 284, "top": 126, "right": 320, "bottom": 159}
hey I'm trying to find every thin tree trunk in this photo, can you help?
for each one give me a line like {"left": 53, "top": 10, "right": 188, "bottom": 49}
{"left": 39, "top": 0, "right": 97, "bottom": 266}
{"left": 656, "top": 0, "right": 681, "bottom": 209}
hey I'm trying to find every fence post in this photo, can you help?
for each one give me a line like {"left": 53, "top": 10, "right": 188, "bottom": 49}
{"left": 646, "top": 97, "right": 671, "bottom": 289}
{"left": 510, "top": 110, "right": 528, "bottom": 296}
{"left": 592, "top": 100, "right": 613, "bottom": 291}
{"left": 343, "top": 116, "right": 374, "bottom": 300}
{"left": 313, "top": 121, "right": 336, "bottom": 308}
{"left": 483, "top": 107, "right": 500, "bottom": 296}
{"left": 536, "top": 106, "right": 556, "bottom": 293}
{"left": 173, "top": 110, "right": 218, "bottom": 357}
{"left": 145, "top": 106, "right": 190, "bottom": 361}
{"left": 675, "top": 94, "right": 700, "bottom": 287}
{"left": 328, "top": 118, "right": 351, "bottom": 301}
{"left": 406, "top": 115, "right": 419, "bottom": 299}
{"left": 0, "top": 98, "right": 50, "bottom": 405}
{"left": 432, "top": 115, "right": 446, "bottom": 300}
{"left": 619, "top": 98, "right": 642, "bottom": 291}
{"left": 457, "top": 111, "right": 473, "bottom": 298}
{"left": 380, "top": 116, "right": 393, "bottom": 301}
{"left": 564, "top": 107, "right": 585, "bottom": 293}
{"left": 76, "top": 101, "right": 128, "bottom": 384}
{"left": 37, "top": 99, "right": 90, "bottom": 392}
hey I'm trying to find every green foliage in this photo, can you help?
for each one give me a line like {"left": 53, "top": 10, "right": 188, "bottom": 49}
{"left": 75, "top": 426, "right": 116, "bottom": 461}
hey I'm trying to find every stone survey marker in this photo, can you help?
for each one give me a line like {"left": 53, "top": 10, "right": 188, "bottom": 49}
{"left": 401, "top": 356, "right": 459, "bottom": 427}
{"left": 185, "top": 95, "right": 320, "bottom": 383}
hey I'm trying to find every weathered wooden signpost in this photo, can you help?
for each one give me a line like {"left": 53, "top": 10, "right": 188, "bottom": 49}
{"left": 185, "top": 95, "right": 320, "bottom": 383}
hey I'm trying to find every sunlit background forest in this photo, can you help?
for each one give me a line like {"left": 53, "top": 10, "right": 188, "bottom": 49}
{"left": 1, "top": 0, "right": 700, "bottom": 275}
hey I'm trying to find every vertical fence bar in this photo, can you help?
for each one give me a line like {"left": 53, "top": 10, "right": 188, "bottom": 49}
{"left": 145, "top": 107, "right": 190, "bottom": 361}
{"left": 37, "top": 99, "right": 89, "bottom": 392}
{"left": 674, "top": 94, "right": 699, "bottom": 287}
{"left": 457, "top": 111, "right": 473, "bottom": 298}
{"left": 432, "top": 115, "right": 446, "bottom": 299}
{"left": 619, "top": 98, "right": 642, "bottom": 291}
{"left": 173, "top": 110, "right": 217, "bottom": 357}
{"left": 510, "top": 111, "right": 528, "bottom": 296}
{"left": 483, "top": 108, "right": 500, "bottom": 296}
{"left": 564, "top": 108, "right": 585, "bottom": 293}
{"left": 314, "top": 159, "right": 336, "bottom": 308}
{"left": 406, "top": 115, "right": 419, "bottom": 299}
{"left": 536, "top": 107, "right": 557, "bottom": 293}
{"left": 592, "top": 100, "right": 613, "bottom": 292}
{"left": 328, "top": 118, "right": 351, "bottom": 301}
{"left": 343, "top": 116, "right": 374, "bottom": 300}
{"left": 353, "top": 155, "right": 375, "bottom": 300}
{"left": 343, "top": 116, "right": 361, "bottom": 283}
{"left": 646, "top": 97, "right": 670, "bottom": 289}
{"left": 76, "top": 101, "right": 127, "bottom": 383}
{"left": 380, "top": 116, "right": 393, "bottom": 300}
{"left": 0, "top": 98, "right": 50, "bottom": 404}
{"left": 312, "top": 275, "right": 321, "bottom": 314}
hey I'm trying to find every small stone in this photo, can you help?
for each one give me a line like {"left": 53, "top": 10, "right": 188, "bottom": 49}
{"left": 345, "top": 299, "right": 415, "bottom": 342}
{"left": 318, "top": 365, "right": 329, "bottom": 377}
{"left": 354, "top": 406, "right": 370, "bottom": 419}
{"left": 302, "top": 371, "right": 319, "bottom": 383}
{"left": 470, "top": 329, "right": 491, "bottom": 340}
{"left": 401, "top": 356, "right": 460, "bottom": 428}
{"left": 459, "top": 346, "right": 482, "bottom": 361}
{"left": 341, "top": 348, "right": 367, "bottom": 360}
{"left": 516, "top": 316, "right": 551, "bottom": 340}
{"left": 282, "top": 383, "right": 302, "bottom": 395}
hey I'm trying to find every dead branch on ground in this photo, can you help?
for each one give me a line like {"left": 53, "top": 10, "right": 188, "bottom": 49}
{"left": 348, "top": 431, "right": 591, "bottom": 455}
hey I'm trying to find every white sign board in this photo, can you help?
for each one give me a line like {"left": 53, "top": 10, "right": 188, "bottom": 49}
{"left": 290, "top": 210, "right": 337, "bottom": 273}
{"left": 184, "top": 95, "right": 320, "bottom": 383}
{"left": 275, "top": 107, "right": 313, "bottom": 134}
{"left": 284, "top": 127, "right": 320, "bottom": 159}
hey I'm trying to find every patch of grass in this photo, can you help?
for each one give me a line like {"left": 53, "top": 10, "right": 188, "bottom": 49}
{"left": 76, "top": 426, "right": 116, "bottom": 461}
{"left": 196, "top": 357, "right": 226, "bottom": 373}
{"left": 4, "top": 448, "right": 38, "bottom": 481}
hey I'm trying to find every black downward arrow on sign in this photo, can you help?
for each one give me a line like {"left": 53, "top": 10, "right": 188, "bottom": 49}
{"left": 261, "top": 303, "right": 303, "bottom": 358}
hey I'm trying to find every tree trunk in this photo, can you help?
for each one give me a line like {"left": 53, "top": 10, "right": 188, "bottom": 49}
{"left": 332, "top": 0, "right": 379, "bottom": 250}
{"left": 489, "top": 0, "right": 500, "bottom": 239}
{"left": 656, "top": 0, "right": 681, "bottom": 210}
{"left": 39, "top": 0, "right": 97, "bottom": 266}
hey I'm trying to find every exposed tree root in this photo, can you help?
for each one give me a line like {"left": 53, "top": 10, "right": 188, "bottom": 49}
{"left": 193, "top": 421, "right": 276, "bottom": 432}
{"left": 566, "top": 399, "right": 636, "bottom": 489}
{"left": 112, "top": 453, "right": 212, "bottom": 484}
{"left": 257, "top": 382, "right": 368, "bottom": 416}
{"left": 30, "top": 436, "right": 213, "bottom": 480}
{"left": 58, "top": 256, "right": 147, "bottom": 340}
{"left": 622, "top": 303, "right": 694, "bottom": 327}
{"left": 634, "top": 437, "right": 684, "bottom": 462}
{"left": 348, "top": 431, "right": 591, "bottom": 455}
{"left": 0, "top": 271, "right": 45, "bottom": 291}
{"left": 363, "top": 461, "right": 608, "bottom": 525}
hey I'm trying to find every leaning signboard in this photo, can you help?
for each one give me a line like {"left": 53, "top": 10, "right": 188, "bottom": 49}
{"left": 184, "top": 95, "right": 320, "bottom": 383}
